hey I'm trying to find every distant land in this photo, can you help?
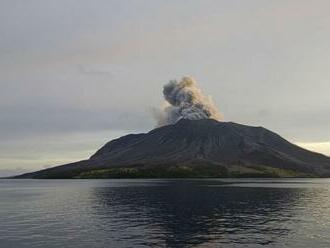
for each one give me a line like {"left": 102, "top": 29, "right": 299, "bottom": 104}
{"left": 15, "top": 119, "right": 330, "bottom": 179}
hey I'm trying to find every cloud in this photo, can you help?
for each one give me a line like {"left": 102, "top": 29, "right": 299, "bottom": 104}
{"left": 154, "top": 76, "right": 222, "bottom": 126}
{"left": 76, "top": 64, "right": 124, "bottom": 76}
{"left": 0, "top": 168, "right": 30, "bottom": 178}
{"left": 295, "top": 142, "right": 330, "bottom": 156}
{"left": 0, "top": 103, "right": 153, "bottom": 141}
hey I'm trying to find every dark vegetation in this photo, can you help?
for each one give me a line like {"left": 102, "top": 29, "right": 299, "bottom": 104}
{"left": 75, "top": 164, "right": 308, "bottom": 179}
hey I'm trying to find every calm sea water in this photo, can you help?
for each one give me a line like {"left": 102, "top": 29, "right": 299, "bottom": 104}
{"left": 1, "top": 179, "right": 330, "bottom": 248}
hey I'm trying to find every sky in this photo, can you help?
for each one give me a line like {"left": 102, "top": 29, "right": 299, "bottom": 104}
{"left": 1, "top": 0, "right": 330, "bottom": 176}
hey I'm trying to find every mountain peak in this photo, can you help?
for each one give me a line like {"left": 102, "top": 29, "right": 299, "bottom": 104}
{"left": 15, "top": 119, "right": 330, "bottom": 179}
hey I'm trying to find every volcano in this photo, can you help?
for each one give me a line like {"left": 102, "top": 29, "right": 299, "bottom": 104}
{"left": 15, "top": 119, "right": 330, "bottom": 178}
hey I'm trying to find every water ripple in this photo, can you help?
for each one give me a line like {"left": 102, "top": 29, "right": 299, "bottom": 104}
{"left": 0, "top": 179, "right": 330, "bottom": 247}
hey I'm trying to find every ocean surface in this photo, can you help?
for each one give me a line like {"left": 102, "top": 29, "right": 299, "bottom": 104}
{"left": 1, "top": 179, "right": 330, "bottom": 248}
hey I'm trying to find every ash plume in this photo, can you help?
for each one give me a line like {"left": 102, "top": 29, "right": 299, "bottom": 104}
{"left": 154, "top": 76, "right": 222, "bottom": 126}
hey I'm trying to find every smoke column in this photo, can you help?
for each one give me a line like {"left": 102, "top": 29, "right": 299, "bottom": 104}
{"left": 154, "top": 76, "right": 222, "bottom": 126}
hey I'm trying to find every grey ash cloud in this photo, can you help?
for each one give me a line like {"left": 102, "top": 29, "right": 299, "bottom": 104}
{"left": 154, "top": 77, "right": 222, "bottom": 126}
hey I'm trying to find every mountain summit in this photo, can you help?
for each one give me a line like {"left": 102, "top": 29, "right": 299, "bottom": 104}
{"left": 16, "top": 119, "right": 330, "bottom": 178}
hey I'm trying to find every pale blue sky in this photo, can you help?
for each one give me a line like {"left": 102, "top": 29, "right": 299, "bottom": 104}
{"left": 1, "top": 0, "right": 330, "bottom": 176}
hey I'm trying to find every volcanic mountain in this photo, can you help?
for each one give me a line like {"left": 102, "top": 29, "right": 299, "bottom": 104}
{"left": 15, "top": 119, "right": 330, "bottom": 178}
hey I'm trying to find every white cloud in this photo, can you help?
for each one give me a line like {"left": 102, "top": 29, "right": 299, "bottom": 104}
{"left": 295, "top": 142, "right": 330, "bottom": 156}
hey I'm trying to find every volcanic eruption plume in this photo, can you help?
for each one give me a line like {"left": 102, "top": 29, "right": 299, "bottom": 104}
{"left": 154, "top": 76, "right": 222, "bottom": 126}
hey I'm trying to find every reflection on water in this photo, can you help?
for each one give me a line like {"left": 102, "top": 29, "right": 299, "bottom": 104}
{"left": 0, "top": 179, "right": 330, "bottom": 248}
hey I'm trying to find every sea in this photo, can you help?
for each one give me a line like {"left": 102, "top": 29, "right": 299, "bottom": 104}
{"left": 0, "top": 179, "right": 330, "bottom": 248}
